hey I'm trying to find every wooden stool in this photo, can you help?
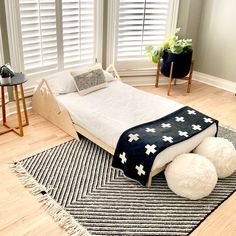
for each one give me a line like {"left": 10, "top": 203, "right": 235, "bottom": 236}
{"left": 155, "top": 61, "right": 194, "bottom": 96}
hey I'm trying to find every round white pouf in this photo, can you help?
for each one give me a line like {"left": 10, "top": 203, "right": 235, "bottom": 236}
{"left": 194, "top": 137, "right": 236, "bottom": 178}
{"left": 165, "top": 154, "right": 217, "bottom": 200}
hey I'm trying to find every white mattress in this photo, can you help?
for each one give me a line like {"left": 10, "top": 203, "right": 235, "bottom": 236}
{"left": 56, "top": 80, "right": 217, "bottom": 170}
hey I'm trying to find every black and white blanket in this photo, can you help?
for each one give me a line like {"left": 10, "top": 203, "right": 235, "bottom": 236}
{"left": 112, "top": 106, "right": 218, "bottom": 186}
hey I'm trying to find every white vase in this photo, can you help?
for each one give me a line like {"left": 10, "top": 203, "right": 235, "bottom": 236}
{"left": 1, "top": 77, "right": 11, "bottom": 85}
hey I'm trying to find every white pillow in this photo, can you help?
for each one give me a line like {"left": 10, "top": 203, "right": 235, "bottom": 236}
{"left": 71, "top": 63, "right": 116, "bottom": 83}
{"left": 44, "top": 70, "right": 77, "bottom": 95}
{"left": 71, "top": 68, "right": 107, "bottom": 96}
{"left": 103, "top": 70, "right": 115, "bottom": 82}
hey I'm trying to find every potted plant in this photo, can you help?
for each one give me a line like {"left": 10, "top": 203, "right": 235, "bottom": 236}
{"left": 0, "top": 66, "right": 11, "bottom": 85}
{"left": 146, "top": 28, "right": 193, "bottom": 78}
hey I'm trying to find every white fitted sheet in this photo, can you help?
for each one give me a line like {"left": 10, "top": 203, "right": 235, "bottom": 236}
{"left": 56, "top": 80, "right": 217, "bottom": 170}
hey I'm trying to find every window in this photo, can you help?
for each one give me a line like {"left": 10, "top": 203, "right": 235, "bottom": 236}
{"left": 6, "top": 0, "right": 99, "bottom": 78}
{"left": 19, "top": 0, "right": 58, "bottom": 73}
{"left": 117, "top": 0, "right": 169, "bottom": 61}
{"left": 107, "top": 0, "right": 179, "bottom": 73}
{"left": 62, "top": 0, "right": 95, "bottom": 69}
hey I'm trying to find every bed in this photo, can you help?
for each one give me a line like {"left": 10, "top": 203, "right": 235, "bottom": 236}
{"left": 32, "top": 65, "right": 217, "bottom": 186}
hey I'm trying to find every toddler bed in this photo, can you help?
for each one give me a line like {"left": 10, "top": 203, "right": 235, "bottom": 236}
{"left": 32, "top": 65, "right": 217, "bottom": 186}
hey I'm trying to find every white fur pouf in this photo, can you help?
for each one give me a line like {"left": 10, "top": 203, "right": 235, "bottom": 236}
{"left": 165, "top": 154, "right": 217, "bottom": 200}
{"left": 194, "top": 137, "right": 236, "bottom": 178}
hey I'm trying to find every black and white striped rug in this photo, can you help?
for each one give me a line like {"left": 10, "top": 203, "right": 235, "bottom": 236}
{"left": 16, "top": 126, "right": 236, "bottom": 236}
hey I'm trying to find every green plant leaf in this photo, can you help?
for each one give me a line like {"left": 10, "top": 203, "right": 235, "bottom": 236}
{"left": 175, "top": 27, "right": 181, "bottom": 35}
{"left": 145, "top": 52, "right": 152, "bottom": 59}
{"left": 145, "top": 45, "right": 153, "bottom": 52}
{"left": 144, "top": 28, "right": 192, "bottom": 61}
{"left": 152, "top": 55, "right": 158, "bottom": 64}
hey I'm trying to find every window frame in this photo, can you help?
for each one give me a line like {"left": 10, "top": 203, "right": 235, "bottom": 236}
{"left": 0, "top": 25, "right": 9, "bottom": 108}
{"left": 0, "top": 26, "right": 4, "bottom": 65}
{"left": 106, "top": 0, "right": 179, "bottom": 76}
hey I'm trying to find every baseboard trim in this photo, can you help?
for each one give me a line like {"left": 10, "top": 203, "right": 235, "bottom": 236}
{"left": 0, "top": 97, "right": 32, "bottom": 121}
{"left": 24, "top": 86, "right": 35, "bottom": 98}
{"left": 121, "top": 71, "right": 236, "bottom": 93}
{"left": 193, "top": 71, "right": 236, "bottom": 93}
{"left": 13, "top": 86, "right": 35, "bottom": 100}
{"left": 0, "top": 92, "right": 9, "bottom": 106}
{"left": 121, "top": 75, "right": 186, "bottom": 87}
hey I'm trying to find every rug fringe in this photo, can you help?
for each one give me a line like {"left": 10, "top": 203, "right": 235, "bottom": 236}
{"left": 220, "top": 123, "right": 236, "bottom": 132}
{"left": 10, "top": 161, "right": 91, "bottom": 236}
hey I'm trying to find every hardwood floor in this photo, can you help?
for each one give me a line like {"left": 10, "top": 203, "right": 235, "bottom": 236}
{"left": 138, "top": 81, "right": 236, "bottom": 129}
{"left": 0, "top": 81, "right": 235, "bottom": 235}
{"left": 0, "top": 113, "right": 71, "bottom": 236}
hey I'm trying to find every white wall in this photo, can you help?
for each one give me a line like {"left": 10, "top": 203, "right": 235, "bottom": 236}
{"left": 177, "top": 0, "right": 203, "bottom": 55}
{"left": 195, "top": 0, "right": 236, "bottom": 82}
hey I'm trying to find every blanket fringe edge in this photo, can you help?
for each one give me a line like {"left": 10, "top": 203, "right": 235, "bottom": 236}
{"left": 10, "top": 161, "right": 91, "bottom": 236}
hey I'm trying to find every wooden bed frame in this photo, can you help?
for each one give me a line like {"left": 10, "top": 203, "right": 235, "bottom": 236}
{"left": 32, "top": 64, "right": 165, "bottom": 187}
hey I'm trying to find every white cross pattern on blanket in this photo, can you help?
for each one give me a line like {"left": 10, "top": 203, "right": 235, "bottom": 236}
{"left": 161, "top": 123, "right": 172, "bottom": 128}
{"left": 145, "top": 128, "right": 156, "bottom": 133}
{"left": 187, "top": 110, "right": 197, "bottom": 115}
{"left": 178, "top": 131, "right": 189, "bottom": 137}
{"left": 135, "top": 164, "right": 145, "bottom": 176}
{"left": 145, "top": 144, "right": 157, "bottom": 155}
{"left": 175, "top": 116, "right": 185, "bottom": 122}
{"left": 203, "top": 117, "right": 213, "bottom": 123}
{"left": 192, "top": 124, "right": 202, "bottom": 131}
{"left": 162, "top": 136, "right": 174, "bottom": 143}
{"left": 128, "top": 133, "right": 139, "bottom": 142}
{"left": 119, "top": 152, "right": 127, "bottom": 164}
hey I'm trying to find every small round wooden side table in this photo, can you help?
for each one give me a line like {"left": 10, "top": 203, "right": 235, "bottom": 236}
{"left": 0, "top": 73, "right": 29, "bottom": 136}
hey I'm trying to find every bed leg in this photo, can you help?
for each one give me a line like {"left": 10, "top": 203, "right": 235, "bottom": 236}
{"left": 146, "top": 174, "right": 153, "bottom": 187}
{"left": 146, "top": 166, "right": 166, "bottom": 187}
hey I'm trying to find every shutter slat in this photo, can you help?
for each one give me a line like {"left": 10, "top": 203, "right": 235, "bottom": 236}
{"left": 62, "top": 0, "right": 95, "bottom": 68}
{"left": 117, "top": 0, "right": 169, "bottom": 60}
{"left": 19, "top": 0, "right": 58, "bottom": 71}
{"left": 19, "top": 0, "right": 95, "bottom": 72}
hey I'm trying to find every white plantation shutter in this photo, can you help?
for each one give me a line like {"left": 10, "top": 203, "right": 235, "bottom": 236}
{"left": 18, "top": 0, "right": 95, "bottom": 75}
{"left": 19, "top": 0, "right": 58, "bottom": 73}
{"left": 62, "top": 0, "right": 95, "bottom": 69}
{"left": 117, "top": 0, "right": 169, "bottom": 61}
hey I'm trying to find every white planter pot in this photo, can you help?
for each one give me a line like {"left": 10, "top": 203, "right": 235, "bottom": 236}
{"left": 1, "top": 77, "right": 11, "bottom": 85}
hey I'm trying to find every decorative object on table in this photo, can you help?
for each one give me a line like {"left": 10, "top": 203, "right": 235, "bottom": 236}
{"left": 194, "top": 137, "right": 236, "bottom": 178}
{"left": 146, "top": 28, "right": 194, "bottom": 95}
{"left": 1, "top": 63, "right": 15, "bottom": 76}
{"left": 10, "top": 126, "right": 236, "bottom": 236}
{"left": 0, "top": 63, "right": 15, "bottom": 85}
{"left": 0, "top": 73, "right": 29, "bottom": 136}
{"left": 0, "top": 66, "right": 11, "bottom": 85}
{"left": 165, "top": 153, "right": 218, "bottom": 200}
